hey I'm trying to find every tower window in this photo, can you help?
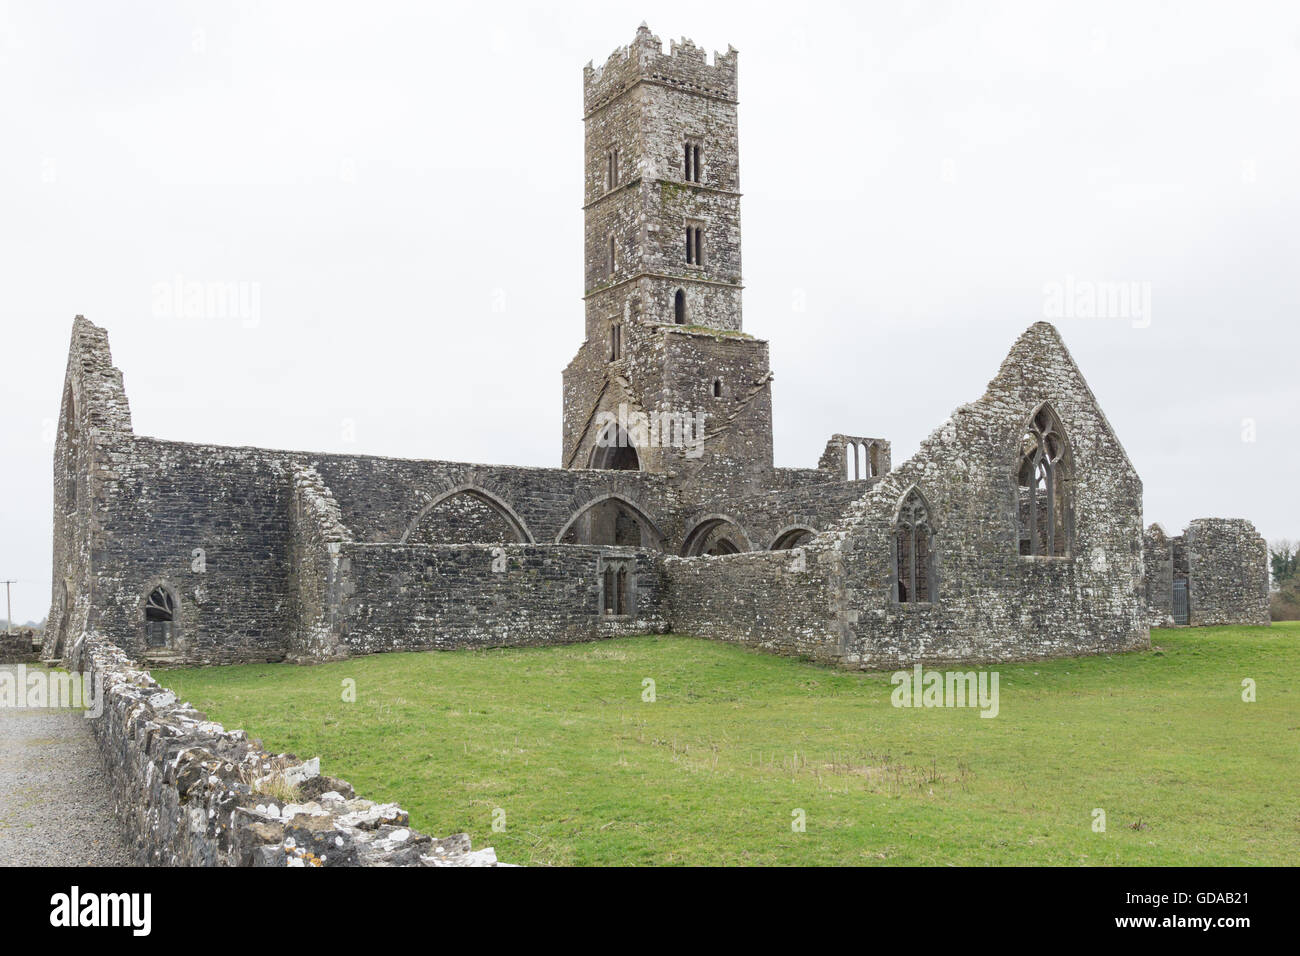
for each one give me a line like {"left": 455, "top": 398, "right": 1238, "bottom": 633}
{"left": 673, "top": 289, "right": 686, "bottom": 324}
{"left": 610, "top": 322, "right": 622, "bottom": 361}
{"left": 685, "top": 225, "right": 704, "bottom": 266}
{"left": 608, "top": 234, "right": 616, "bottom": 275}
{"left": 606, "top": 147, "right": 620, "bottom": 190}
{"left": 713, "top": 378, "right": 723, "bottom": 398}
{"left": 684, "top": 141, "right": 702, "bottom": 183}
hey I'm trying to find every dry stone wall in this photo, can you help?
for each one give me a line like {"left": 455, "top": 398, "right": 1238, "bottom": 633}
{"left": 69, "top": 630, "right": 504, "bottom": 866}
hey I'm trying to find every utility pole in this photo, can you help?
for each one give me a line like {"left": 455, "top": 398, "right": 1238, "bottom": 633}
{"left": 1, "top": 580, "right": 14, "bottom": 635}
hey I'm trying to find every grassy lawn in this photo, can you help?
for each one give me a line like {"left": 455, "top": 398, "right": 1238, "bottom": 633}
{"left": 158, "top": 623, "right": 1300, "bottom": 866}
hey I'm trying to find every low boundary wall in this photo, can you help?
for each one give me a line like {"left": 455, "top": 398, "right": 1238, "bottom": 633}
{"left": 71, "top": 631, "right": 506, "bottom": 867}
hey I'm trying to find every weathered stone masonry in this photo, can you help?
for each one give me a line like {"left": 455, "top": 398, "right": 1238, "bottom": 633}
{"left": 1144, "top": 520, "right": 1270, "bottom": 628}
{"left": 66, "top": 630, "right": 503, "bottom": 866}
{"left": 47, "top": 24, "right": 1269, "bottom": 680}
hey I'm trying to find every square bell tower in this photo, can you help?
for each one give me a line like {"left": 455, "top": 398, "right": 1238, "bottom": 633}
{"left": 563, "top": 25, "right": 772, "bottom": 494}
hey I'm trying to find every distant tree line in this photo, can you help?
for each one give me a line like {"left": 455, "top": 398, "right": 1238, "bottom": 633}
{"left": 1271, "top": 540, "right": 1300, "bottom": 622}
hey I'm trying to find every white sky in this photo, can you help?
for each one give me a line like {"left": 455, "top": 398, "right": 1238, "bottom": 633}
{"left": 2, "top": 0, "right": 1298, "bottom": 623}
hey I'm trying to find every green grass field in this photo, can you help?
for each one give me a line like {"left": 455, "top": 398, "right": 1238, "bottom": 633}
{"left": 158, "top": 623, "right": 1300, "bottom": 866}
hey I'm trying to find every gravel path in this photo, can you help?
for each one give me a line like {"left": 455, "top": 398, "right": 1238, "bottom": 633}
{"left": 0, "top": 665, "right": 134, "bottom": 866}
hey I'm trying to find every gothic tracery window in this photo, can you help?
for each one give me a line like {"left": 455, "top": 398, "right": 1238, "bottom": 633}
{"left": 1016, "top": 404, "right": 1072, "bottom": 557}
{"left": 895, "top": 488, "right": 935, "bottom": 604}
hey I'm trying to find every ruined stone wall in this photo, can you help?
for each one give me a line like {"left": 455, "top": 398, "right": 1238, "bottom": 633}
{"left": 1185, "top": 519, "right": 1270, "bottom": 626}
{"left": 684, "top": 477, "right": 873, "bottom": 553}
{"left": 71, "top": 631, "right": 502, "bottom": 866}
{"left": 0, "top": 632, "right": 40, "bottom": 664}
{"left": 662, "top": 547, "right": 844, "bottom": 662}
{"left": 310, "top": 452, "right": 679, "bottom": 545}
{"left": 91, "top": 437, "right": 297, "bottom": 665}
{"left": 1143, "top": 524, "right": 1175, "bottom": 627}
{"left": 332, "top": 544, "right": 667, "bottom": 656}
{"left": 287, "top": 465, "right": 352, "bottom": 662}
{"left": 1143, "top": 520, "right": 1269, "bottom": 627}
{"left": 661, "top": 323, "right": 1152, "bottom": 670}
{"left": 45, "top": 318, "right": 134, "bottom": 662}
{"left": 834, "top": 323, "right": 1149, "bottom": 668}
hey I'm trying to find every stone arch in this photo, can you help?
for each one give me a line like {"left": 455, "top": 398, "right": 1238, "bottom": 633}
{"left": 140, "top": 579, "right": 181, "bottom": 651}
{"left": 769, "top": 525, "right": 817, "bottom": 550}
{"left": 674, "top": 288, "right": 687, "bottom": 324}
{"left": 588, "top": 421, "right": 641, "bottom": 471}
{"left": 681, "top": 514, "right": 753, "bottom": 556}
{"left": 556, "top": 493, "right": 665, "bottom": 550}
{"left": 400, "top": 484, "right": 534, "bottom": 544}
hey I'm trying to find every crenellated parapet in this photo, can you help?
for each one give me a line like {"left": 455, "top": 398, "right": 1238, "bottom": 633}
{"left": 583, "top": 23, "right": 738, "bottom": 117}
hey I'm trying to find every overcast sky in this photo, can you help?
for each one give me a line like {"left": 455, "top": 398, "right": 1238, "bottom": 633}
{"left": 1, "top": 1, "right": 1297, "bottom": 623}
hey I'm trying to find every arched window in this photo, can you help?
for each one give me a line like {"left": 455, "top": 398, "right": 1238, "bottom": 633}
{"left": 599, "top": 557, "right": 634, "bottom": 615}
{"left": 712, "top": 378, "right": 723, "bottom": 398}
{"left": 674, "top": 289, "right": 686, "bottom": 324}
{"left": 894, "top": 488, "right": 935, "bottom": 604}
{"left": 144, "top": 586, "right": 176, "bottom": 648}
{"left": 1016, "top": 404, "right": 1072, "bottom": 557}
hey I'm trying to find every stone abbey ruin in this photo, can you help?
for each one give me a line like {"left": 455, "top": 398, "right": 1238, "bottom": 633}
{"left": 45, "top": 24, "right": 1269, "bottom": 673}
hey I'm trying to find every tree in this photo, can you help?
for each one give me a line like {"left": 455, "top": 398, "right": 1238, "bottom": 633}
{"left": 1269, "top": 540, "right": 1297, "bottom": 589}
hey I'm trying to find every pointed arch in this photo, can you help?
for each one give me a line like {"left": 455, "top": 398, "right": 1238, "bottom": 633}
{"left": 556, "top": 493, "right": 665, "bottom": 550}
{"left": 400, "top": 484, "right": 534, "bottom": 544}
{"left": 674, "top": 288, "right": 687, "bottom": 324}
{"left": 893, "top": 485, "right": 937, "bottom": 604}
{"left": 769, "top": 525, "right": 817, "bottom": 550}
{"left": 142, "top": 581, "right": 179, "bottom": 650}
{"left": 1015, "top": 402, "right": 1073, "bottom": 557}
{"left": 681, "top": 514, "right": 753, "bottom": 556}
{"left": 588, "top": 420, "right": 642, "bottom": 471}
